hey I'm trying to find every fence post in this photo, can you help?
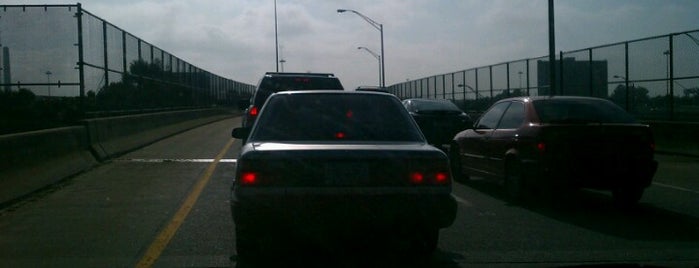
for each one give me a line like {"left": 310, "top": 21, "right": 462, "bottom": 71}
{"left": 102, "top": 20, "right": 109, "bottom": 88}
{"left": 489, "top": 66, "right": 493, "bottom": 98}
{"left": 506, "top": 62, "right": 510, "bottom": 97}
{"left": 669, "top": 35, "right": 674, "bottom": 120}
{"left": 624, "top": 42, "right": 630, "bottom": 111}
{"left": 475, "top": 68, "right": 479, "bottom": 100}
{"left": 526, "top": 59, "right": 530, "bottom": 96}
{"left": 76, "top": 3, "right": 85, "bottom": 115}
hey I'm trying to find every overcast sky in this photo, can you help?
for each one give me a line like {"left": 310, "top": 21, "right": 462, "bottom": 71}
{"left": 7, "top": 0, "right": 699, "bottom": 89}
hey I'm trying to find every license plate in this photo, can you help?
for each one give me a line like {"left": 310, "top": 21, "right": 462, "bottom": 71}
{"left": 324, "top": 162, "right": 369, "bottom": 186}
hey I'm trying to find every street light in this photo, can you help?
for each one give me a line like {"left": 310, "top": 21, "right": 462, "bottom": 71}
{"left": 458, "top": 83, "right": 483, "bottom": 99}
{"left": 357, "top": 46, "right": 381, "bottom": 86}
{"left": 338, "top": 8, "right": 385, "bottom": 88}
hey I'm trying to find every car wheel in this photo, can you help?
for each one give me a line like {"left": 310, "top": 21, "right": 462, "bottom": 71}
{"left": 409, "top": 228, "right": 439, "bottom": 256}
{"left": 235, "top": 225, "right": 259, "bottom": 260}
{"left": 504, "top": 159, "right": 526, "bottom": 202}
{"left": 612, "top": 186, "right": 644, "bottom": 208}
{"left": 449, "top": 143, "right": 469, "bottom": 181}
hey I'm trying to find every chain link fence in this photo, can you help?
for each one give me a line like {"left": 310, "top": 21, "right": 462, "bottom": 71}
{"left": 388, "top": 30, "right": 699, "bottom": 122}
{"left": 0, "top": 4, "right": 254, "bottom": 134}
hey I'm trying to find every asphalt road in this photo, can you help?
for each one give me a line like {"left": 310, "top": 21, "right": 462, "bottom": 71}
{"left": 0, "top": 117, "right": 698, "bottom": 267}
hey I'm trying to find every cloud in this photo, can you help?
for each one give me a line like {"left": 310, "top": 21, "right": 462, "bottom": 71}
{"left": 3, "top": 0, "right": 697, "bottom": 90}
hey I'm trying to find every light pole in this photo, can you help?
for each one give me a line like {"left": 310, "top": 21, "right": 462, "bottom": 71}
{"left": 458, "top": 83, "right": 483, "bottom": 99}
{"left": 357, "top": 46, "right": 381, "bottom": 86}
{"left": 338, "top": 8, "right": 385, "bottom": 88}
{"left": 45, "top": 70, "right": 52, "bottom": 97}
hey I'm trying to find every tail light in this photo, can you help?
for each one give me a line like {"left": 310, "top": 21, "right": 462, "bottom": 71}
{"left": 248, "top": 106, "right": 259, "bottom": 117}
{"left": 409, "top": 171, "right": 450, "bottom": 185}
{"left": 536, "top": 142, "right": 546, "bottom": 152}
{"left": 240, "top": 171, "right": 258, "bottom": 185}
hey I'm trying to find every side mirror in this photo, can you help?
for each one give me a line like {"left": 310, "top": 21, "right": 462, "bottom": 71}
{"left": 237, "top": 99, "right": 250, "bottom": 111}
{"left": 231, "top": 127, "right": 251, "bottom": 139}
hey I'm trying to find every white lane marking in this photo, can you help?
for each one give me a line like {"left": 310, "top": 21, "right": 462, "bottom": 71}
{"left": 116, "top": 158, "right": 237, "bottom": 163}
{"left": 452, "top": 194, "right": 472, "bottom": 207}
{"left": 652, "top": 182, "right": 699, "bottom": 194}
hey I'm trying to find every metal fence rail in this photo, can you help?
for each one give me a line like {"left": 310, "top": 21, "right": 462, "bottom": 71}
{"left": 0, "top": 4, "right": 254, "bottom": 119}
{"left": 387, "top": 29, "right": 699, "bottom": 121}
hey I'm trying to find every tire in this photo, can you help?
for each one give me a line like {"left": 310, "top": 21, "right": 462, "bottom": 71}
{"left": 409, "top": 228, "right": 439, "bottom": 256}
{"left": 612, "top": 186, "right": 644, "bottom": 208}
{"left": 449, "top": 143, "right": 469, "bottom": 181}
{"left": 504, "top": 159, "right": 526, "bottom": 202}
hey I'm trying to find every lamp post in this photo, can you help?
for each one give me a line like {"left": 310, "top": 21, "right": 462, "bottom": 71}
{"left": 45, "top": 70, "right": 52, "bottom": 97}
{"left": 338, "top": 8, "right": 385, "bottom": 88}
{"left": 357, "top": 46, "right": 381, "bottom": 86}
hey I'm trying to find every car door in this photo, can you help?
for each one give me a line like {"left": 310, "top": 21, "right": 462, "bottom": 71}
{"left": 461, "top": 101, "right": 510, "bottom": 177}
{"left": 485, "top": 101, "right": 526, "bottom": 178}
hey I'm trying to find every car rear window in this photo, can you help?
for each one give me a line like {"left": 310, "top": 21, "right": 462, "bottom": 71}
{"left": 533, "top": 98, "right": 637, "bottom": 124}
{"left": 260, "top": 76, "right": 344, "bottom": 91}
{"left": 408, "top": 99, "right": 462, "bottom": 113}
{"left": 250, "top": 93, "right": 424, "bottom": 142}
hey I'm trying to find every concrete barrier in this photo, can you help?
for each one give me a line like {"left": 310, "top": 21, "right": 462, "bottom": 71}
{"left": 84, "top": 108, "right": 234, "bottom": 160}
{"left": 0, "top": 126, "right": 97, "bottom": 205}
{"left": 0, "top": 108, "right": 237, "bottom": 206}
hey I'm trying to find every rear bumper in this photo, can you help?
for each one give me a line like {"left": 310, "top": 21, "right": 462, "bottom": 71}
{"left": 523, "top": 158, "right": 658, "bottom": 190}
{"left": 231, "top": 187, "right": 457, "bottom": 233}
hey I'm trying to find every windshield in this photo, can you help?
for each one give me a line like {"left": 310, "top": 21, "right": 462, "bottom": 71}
{"left": 251, "top": 93, "right": 424, "bottom": 142}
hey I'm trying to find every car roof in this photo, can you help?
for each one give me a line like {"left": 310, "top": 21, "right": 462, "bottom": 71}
{"left": 495, "top": 95, "right": 610, "bottom": 103}
{"left": 270, "top": 90, "right": 394, "bottom": 96}
{"left": 263, "top": 72, "right": 337, "bottom": 78}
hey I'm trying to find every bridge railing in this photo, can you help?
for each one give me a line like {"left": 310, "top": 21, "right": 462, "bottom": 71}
{"left": 0, "top": 4, "right": 254, "bottom": 134}
{"left": 388, "top": 29, "right": 699, "bottom": 122}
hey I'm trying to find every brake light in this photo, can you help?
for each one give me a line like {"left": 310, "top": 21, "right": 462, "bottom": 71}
{"left": 248, "top": 106, "right": 259, "bottom": 116}
{"left": 435, "top": 172, "right": 449, "bottom": 183}
{"left": 410, "top": 172, "right": 424, "bottom": 184}
{"left": 240, "top": 172, "right": 257, "bottom": 185}
{"left": 335, "top": 132, "right": 346, "bottom": 139}
{"left": 536, "top": 142, "right": 546, "bottom": 152}
{"left": 409, "top": 171, "right": 450, "bottom": 185}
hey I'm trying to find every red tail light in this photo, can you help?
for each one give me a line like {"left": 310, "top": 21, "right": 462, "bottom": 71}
{"left": 240, "top": 172, "right": 258, "bottom": 185}
{"left": 410, "top": 172, "right": 424, "bottom": 184}
{"left": 650, "top": 142, "right": 656, "bottom": 152}
{"left": 536, "top": 142, "right": 546, "bottom": 152}
{"left": 435, "top": 172, "right": 449, "bottom": 183}
{"left": 409, "top": 171, "right": 450, "bottom": 185}
{"left": 248, "top": 106, "right": 259, "bottom": 117}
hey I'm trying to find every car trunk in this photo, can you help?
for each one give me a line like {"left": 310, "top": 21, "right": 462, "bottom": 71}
{"left": 236, "top": 145, "right": 450, "bottom": 187}
{"left": 537, "top": 124, "right": 656, "bottom": 187}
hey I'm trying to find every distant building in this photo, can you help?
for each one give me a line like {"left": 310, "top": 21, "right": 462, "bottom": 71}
{"left": 537, "top": 58, "right": 608, "bottom": 98}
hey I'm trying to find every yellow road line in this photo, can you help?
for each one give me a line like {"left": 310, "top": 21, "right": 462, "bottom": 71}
{"left": 135, "top": 138, "right": 235, "bottom": 268}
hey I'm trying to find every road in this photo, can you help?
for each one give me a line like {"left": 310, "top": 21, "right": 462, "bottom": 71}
{"left": 0, "top": 117, "right": 698, "bottom": 267}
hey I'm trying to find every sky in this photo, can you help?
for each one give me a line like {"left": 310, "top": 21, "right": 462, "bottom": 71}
{"left": 5, "top": 0, "right": 699, "bottom": 90}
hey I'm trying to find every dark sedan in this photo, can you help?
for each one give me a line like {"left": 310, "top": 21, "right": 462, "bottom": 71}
{"left": 231, "top": 91, "right": 457, "bottom": 259}
{"left": 450, "top": 96, "right": 657, "bottom": 206}
{"left": 402, "top": 98, "right": 472, "bottom": 148}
